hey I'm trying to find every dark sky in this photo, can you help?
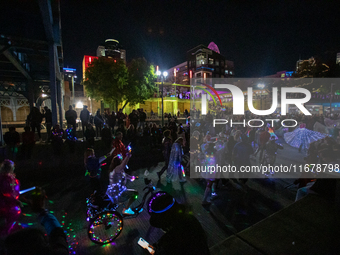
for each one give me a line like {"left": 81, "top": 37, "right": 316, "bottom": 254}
{"left": 60, "top": 0, "right": 340, "bottom": 78}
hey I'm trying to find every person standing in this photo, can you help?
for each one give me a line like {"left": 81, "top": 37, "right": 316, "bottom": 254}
{"left": 43, "top": 106, "right": 52, "bottom": 143}
{"left": 138, "top": 109, "right": 146, "bottom": 131}
{"left": 65, "top": 105, "right": 77, "bottom": 133}
{"left": 94, "top": 109, "right": 104, "bottom": 138}
{"left": 27, "top": 107, "right": 43, "bottom": 141}
{"left": 129, "top": 110, "right": 138, "bottom": 130}
{"left": 80, "top": 105, "right": 90, "bottom": 138}
{"left": 4, "top": 127, "right": 20, "bottom": 160}
{"left": 21, "top": 126, "right": 35, "bottom": 160}
{"left": 166, "top": 137, "right": 186, "bottom": 183}
{"left": 157, "top": 130, "right": 173, "bottom": 180}
{"left": 108, "top": 111, "right": 116, "bottom": 134}
{"left": 117, "top": 109, "right": 125, "bottom": 127}
{"left": 84, "top": 124, "right": 95, "bottom": 148}
{"left": 232, "top": 135, "right": 253, "bottom": 185}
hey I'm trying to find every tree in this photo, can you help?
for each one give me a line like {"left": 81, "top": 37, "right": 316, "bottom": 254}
{"left": 124, "top": 58, "right": 157, "bottom": 109}
{"left": 84, "top": 57, "right": 128, "bottom": 107}
{"left": 83, "top": 57, "right": 156, "bottom": 110}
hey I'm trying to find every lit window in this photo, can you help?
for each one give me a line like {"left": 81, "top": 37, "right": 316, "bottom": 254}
{"left": 230, "top": 71, "right": 233, "bottom": 75}
{"left": 225, "top": 70, "right": 229, "bottom": 74}
{"left": 209, "top": 58, "right": 214, "bottom": 65}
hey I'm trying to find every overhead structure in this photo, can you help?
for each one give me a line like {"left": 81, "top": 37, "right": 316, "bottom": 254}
{"left": 0, "top": 0, "right": 64, "bottom": 139}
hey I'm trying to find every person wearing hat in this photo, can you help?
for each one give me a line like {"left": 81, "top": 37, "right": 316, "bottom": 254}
{"left": 148, "top": 193, "right": 210, "bottom": 255}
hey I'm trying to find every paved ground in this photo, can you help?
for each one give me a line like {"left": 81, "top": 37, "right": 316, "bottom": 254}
{"left": 4, "top": 136, "right": 305, "bottom": 254}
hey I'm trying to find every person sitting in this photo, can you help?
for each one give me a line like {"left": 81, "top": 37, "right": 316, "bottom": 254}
{"left": 148, "top": 192, "right": 210, "bottom": 255}
{"left": 106, "top": 152, "right": 140, "bottom": 215}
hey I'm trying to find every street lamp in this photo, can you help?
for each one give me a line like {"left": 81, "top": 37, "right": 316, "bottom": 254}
{"left": 257, "top": 84, "right": 266, "bottom": 109}
{"left": 157, "top": 70, "right": 168, "bottom": 126}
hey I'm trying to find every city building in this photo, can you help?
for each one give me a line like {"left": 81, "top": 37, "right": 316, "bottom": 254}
{"left": 96, "top": 39, "right": 126, "bottom": 62}
{"left": 337, "top": 52, "right": 340, "bottom": 64}
{"left": 166, "top": 42, "right": 234, "bottom": 85}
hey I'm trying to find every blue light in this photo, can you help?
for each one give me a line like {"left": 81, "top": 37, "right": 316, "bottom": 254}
{"left": 151, "top": 198, "right": 175, "bottom": 213}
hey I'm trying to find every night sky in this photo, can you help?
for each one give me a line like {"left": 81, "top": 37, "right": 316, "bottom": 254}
{"left": 60, "top": 0, "right": 340, "bottom": 79}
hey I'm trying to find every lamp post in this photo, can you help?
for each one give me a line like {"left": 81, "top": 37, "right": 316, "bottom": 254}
{"left": 156, "top": 70, "right": 168, "bottom": 126}
{"left": 257, "top": 84, "right": 265, "bottom": 110}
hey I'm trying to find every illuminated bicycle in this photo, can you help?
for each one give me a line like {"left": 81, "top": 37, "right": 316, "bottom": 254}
{"left": 86, "top": 178, "right": 165, "bottom": 245}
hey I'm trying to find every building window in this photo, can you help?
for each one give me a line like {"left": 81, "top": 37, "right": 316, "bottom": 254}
{"left": 230, "top": 71, "right": 233, "bottom": 75}
{"left": 221, "top": 60, "right": 224, "bottom": 66}
{"left": 196, "top": 53, "right": 206, "bottom": 67}
{"left": 225, "top": 70, "right": 229, "bottom": 74}
{"left": 215, "top": 60, "right": 219, "bottom": 66}
{"left": 209, "top": 58, "right": 214, "bottom": 65}
{"left": 196, "top": 73, "right": 201, "bottom": 77}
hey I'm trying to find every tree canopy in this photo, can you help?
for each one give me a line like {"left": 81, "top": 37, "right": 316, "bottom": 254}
{"left": 83, "top": 57, "right": 156, "bottom": 109}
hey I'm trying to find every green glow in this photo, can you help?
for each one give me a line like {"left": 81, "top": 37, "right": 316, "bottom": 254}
{"left": 49, "top": 200, "right": 54, "bottom": 204}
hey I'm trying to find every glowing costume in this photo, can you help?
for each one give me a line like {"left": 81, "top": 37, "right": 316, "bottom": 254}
{"left": 106, "top": 170, "right": 127, "bottom": 204}
{"left": 284, "top": 123, "right": 328, "bottom": 150}
{"left": 313, "top": 122, "right": 331, "bottom": 135}
{"left": 0, "top": 173, "right": 21, "bottom": 236}
{"left": 166, "top": 143, "right": 186, "bottom": 182}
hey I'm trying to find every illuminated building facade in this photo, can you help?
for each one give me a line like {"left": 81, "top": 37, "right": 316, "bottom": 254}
{"left": 167, "top": 42, "right": 234, "bottom": 85}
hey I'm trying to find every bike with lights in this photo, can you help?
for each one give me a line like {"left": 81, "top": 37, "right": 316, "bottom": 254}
{"left": 86, "top": 178, "right": 162, "bottom": 245}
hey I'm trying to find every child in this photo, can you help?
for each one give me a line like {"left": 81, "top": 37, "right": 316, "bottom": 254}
{"left": 0, "top": 160, "right": 21, "bottom": 236}
{"left": 84, "top": 148, "right": 114, "bottom": 192}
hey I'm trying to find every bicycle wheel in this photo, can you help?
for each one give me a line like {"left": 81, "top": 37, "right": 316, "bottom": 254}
{"left": 88, "top": 210, "right": 123, "bottom": 245}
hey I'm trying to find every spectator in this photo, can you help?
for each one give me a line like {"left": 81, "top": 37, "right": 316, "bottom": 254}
{"left": 80, "top": 105, "right": 90, "bottom": 137}
{"left": 232, "top": 134, "right": 253, "bottom": 185}
{"left": 4, "top": 127, "right": 20, "bottom": 160}
{"left": 101, "top": 125, "right": 112, "bottom": 149}
{"left": 108, "top": 111, "right": 116, "bottom": 134}
{"left": 27, "top": 107, "right": 43, "bottom": 141}
{"left": 43, "top": 106, "right": 53, "bottom": 142}
{"left": 138, "top": 109, "right": 147, "bottom": 131}
{"left": 157, "top": 130, "right": 172, "bottom": 180}
{"left": 51, "top": 124, "right": 64, "bottom": 156}
{"left": 94, "top": 109, "right": 104, "bottom": 138}
{"left": 84, "top": 124, "right": 95, "bottom": 148}
{"left": 129, "top": 110, "right": 139, "bottom": 130}
{"left": 117, "top": 109, "right": 125, "bottom": 126}
{"left": 65, "top": 105, "right": 77, "bottom": 133}
{"left": 21, "top": 126, "right": 35, "bottom": 160}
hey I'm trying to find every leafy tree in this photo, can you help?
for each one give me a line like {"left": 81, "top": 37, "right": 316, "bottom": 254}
{"left": 124, "top": 58, "right": 156, "bottom": 108}
{"left": 84, "top": 57, "right": 128, "bottom": 107}
{"left": 83, "top": 57, "right": 156, "bottom": 110}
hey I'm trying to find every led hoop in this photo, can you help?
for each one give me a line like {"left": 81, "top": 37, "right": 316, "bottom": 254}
{"left": 150, "top": 198, "right": 175, "bottom": 213}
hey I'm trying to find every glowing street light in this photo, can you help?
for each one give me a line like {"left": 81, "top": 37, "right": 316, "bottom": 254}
{"left": 76, "top": 101, "right": 83, "bottom": 109}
